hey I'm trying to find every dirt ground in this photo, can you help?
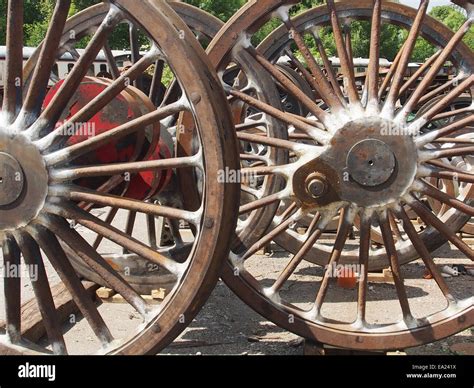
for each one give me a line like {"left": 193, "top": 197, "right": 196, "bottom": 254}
{"left": 162, "top": 281, "right": 473, "bottom": 355}
{"left": 163, "top": 248, "right": 473, "bottom": 355}
{"left": 0, "top": 238, "right": 472, "bottom": 355}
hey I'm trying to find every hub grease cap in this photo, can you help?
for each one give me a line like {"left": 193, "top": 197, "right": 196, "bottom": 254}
{"left": 346, "top": 139, "right": 396, "bottom": 187}
{"left": 0, "top": 152, "right": 25, "bottom": 206}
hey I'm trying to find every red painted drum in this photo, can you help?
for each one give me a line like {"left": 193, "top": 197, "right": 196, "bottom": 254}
{"left": 43, "top": 76, "right": 172, "bottom": 200}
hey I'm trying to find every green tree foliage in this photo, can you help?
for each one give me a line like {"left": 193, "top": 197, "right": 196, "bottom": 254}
{"left": 406, "top": 5, "right": 474, "bottom": 62}
{"left": 0, "top": 0, "right": 101, "bottom": 46}
{"left": 0, "top": 1, "right": 471, "bottom": 61}
{"left": 184, "top": 0, "right": 245, "bottom": 22}
{"left": 429, "top": 5, "right": 474, "bottom": 50}
{"left": 0, "top": 0, "right": 46, "bottom": 45}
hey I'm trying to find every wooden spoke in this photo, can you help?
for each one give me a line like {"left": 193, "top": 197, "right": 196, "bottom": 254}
{"left": 283, "top": 49, "right": 327, "bottom": 105}
{"left": 427, "top": 159, "right": 474, "bottom": 174}
{"left": 271, "top": 218, "right": 326, "bottom": 294}
{"left": 356, "top": 213, "right": 371, "bottom": 324}
{"left": 313, "top": 208, "right": 352, "bottom": 315}
{"left": 366, "top": 0, "right": 382, "bottom": 112}
{"left": 245, "top": 46, "right": 334, "bottom": 129}
{"left": 44, "top": 100, "right": 187, "bottom": 166}
{"left": 326, "top": 0, "right": 360, "bottom": 107}
{"left": 412, "top": 75, "right": 474, "bottom": 127}
{"left": 3, "top": 0, "right": 24, "bottom": 123}
{"left": 398, "top": 50, "right": 441, "bottom": 96}
{"left": 239, "top": 205, "right": 299, "bottom": 262}
{"left": 427, "top": 145, "right": 474, "bottom": 160}
{"left": 343, "top": 23, "right": 354, "bottom": 71}
{"left": 103, "top": 41, "right": 121, "bottom": 79}
{"left": 237, "top": 131, "right": 303, "bottom": 151}
{"left": 50, "top": 154, "right": 199, "bottom": 182}
{"left": 378, "top": 41, "right": 406, "bottom": 99}
{"left": 283, "top": 18, "right": 345, "bottom": 111}
{"left": 44, "top": 202, "right": 185, "bottom": 275}
{"left": 425, "top": 168, "right": 474, "bottom": 185}
{"left": 379, "top": 212, "right": 413, "bottom": 321}
{"left": 37, "top": 7, "right": 123, "bottom": 130}
{"left": 416, "top": 115, "right": 474, "bottom": 146}
{"left": 14, "top": 232, "right": 68, "bottom": 355}
{"left": 19, "top": 0, "right": 71, "bottom": 127}
{"left": 382, "top": 0, "right": 429, "bottom": 117}
{"left": 409, "top": 198, "right": 473, "bottom": 259}
{"left": 418, "top": 74, "right": 465, "bottom": 107}
{"left": 36, "top": 52, "right": 158, "bottom": 148}
{"left": 432, "top": 106, "right": 473, "bottom": 122}
{"left": 2, "top": 236, "right": 21, "bottom": 343}
{"left": 240, "top": 165, "right": 281, "bottom": 176}
{"left": 399, "top": 17, "right": 474, "bottom": 120}
{"left": 147, "top": 214, "right": 158, "bottom": 250}
{"left": 305, "top": 212, "right": 321, "bottom": 236}
{"left": 395, "top": 207, "right": 455, "bottom": 303}
{"left": 123, "top": 210, "right": 137, "bottom": 255}
{"left": 419, "top": 180, "right": 474, "bottom": 217}
{"left": 239, "top": 192, "right": 282, "bottom": 215}
{"left": 150, "top": 60, "right": 165, "bottom": 104}
{"left": 93, "top": 207, "right": 119, "bottom": 249}
{"left": 229, "top": 88, "right": 331, "bottom": 144}
{"left": 31, "top": 226, "right": 114, "bottom": 344}
{"left": 311, "top": 29, "right": 346, "bottom": 104}
{"left": 235, "top": 120, "right": 267, "bottom": 132}
{"left": 38, "top": 215, "right": 150, "bottom": 316}
{"left": 52, "top": 187, "right": 199, "bottom": 225}
{"left": 129, "top": 24, "right": 143, "bottom": 90}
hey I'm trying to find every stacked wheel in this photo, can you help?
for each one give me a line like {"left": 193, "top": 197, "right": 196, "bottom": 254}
{"left": 1, "top": 0, "right": 472, "bottom": 355}
{"left": 0, "top": 0, "right": 239, "bottom": 354}
{"left": 203, "top": 0, "right": 473, "bottom": 350}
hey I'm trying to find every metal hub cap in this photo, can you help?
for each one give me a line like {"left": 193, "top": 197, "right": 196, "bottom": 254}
{"left": 0, "top": 152, "right": 25, "bottom": 206}
{"left": 293, "top": 117, "right": 418, "bottom": 209}
{"left": 346, "top": 139, "right": 396, "bottom": 187}
{"left": 0, "top": 132, "right": 48, "bottom": 230}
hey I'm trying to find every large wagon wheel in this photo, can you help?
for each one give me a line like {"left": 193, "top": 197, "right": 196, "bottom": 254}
{"left": 240, "top": 1, "right": 474, "bottom": 270}
{"left": 0, "top": 0, "right": 239, "bottom": 354}
{"left": 20, "top": 2, "right": 230, "bottom": 295}
{"left": 171, "top": 6, "right": 290, "bottom": 262}
{"left": 205, "top": 0, "right": 473, "bottom": 350}
{"left": 414, "top": 95, "right": 474, "bottom": 234}
{"left": 22, "top": 2, "right": 289, "bottom": 295}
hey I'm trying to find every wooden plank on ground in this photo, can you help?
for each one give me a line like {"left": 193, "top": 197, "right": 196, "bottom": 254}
{"left": 96, "top": 286, "right": 167, "bottom": 304}
{"left": 0, "top": 281, "right": 99, "bottom": 342}
{"left": 368, "top": 268, "right": 394, "bottom": 284}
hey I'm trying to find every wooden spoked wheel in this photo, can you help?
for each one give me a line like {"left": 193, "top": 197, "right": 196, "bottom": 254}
{"left": 0, "top": 0, "right": 239, "bottom": 354}
{"left": 20, "top": 2, "right": 230, "bottom": 295}
{"left": 205, "top": 0, "right": 473, "bottom": 350}
{"left": 26, "top": 2, "right": 288, "bottom": 296}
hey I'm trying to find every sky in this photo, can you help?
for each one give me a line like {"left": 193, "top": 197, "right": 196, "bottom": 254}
{"left": 399, "top": 0, "right": 454, "bottom": 10}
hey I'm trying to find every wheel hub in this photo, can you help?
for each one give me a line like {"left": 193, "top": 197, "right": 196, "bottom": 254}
{"left": 346, "top": 139, "right": 396, "bottom": 187}
{"left": 0, "top": 152, "right": 25, "bottom": 206}
{"left": 0, "top": 132, "right": 48, "bottom": 231}
{"left": 293, "top": 117, "right": 418, "bottom": 209}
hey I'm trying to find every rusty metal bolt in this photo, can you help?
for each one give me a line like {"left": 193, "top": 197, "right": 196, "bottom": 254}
{"left": 306, "top": 177, "right": 327, "bottom": 199}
